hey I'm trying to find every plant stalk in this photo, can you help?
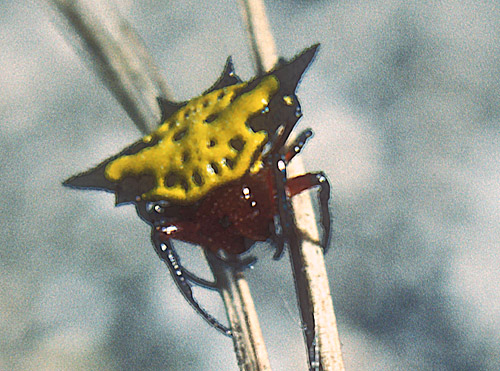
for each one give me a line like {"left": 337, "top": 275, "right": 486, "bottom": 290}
{"left": 239, "top": 0, "right": 345, "bottom": 369}
{"left": 50, "top": 0, "right": 271, "bottom": 369}
{"left": 49, "top": 0, "right": 170, "bottom": 134}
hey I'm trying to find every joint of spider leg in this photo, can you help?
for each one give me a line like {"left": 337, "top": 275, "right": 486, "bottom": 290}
{"left": 297, "top": 129, "right": 312, "bottom": 145}
{"left": 294, "top": 228, "right": 323, "bottom": 247}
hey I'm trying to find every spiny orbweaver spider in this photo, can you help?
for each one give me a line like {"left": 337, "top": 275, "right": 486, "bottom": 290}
{"left": 64, "top": 45, "right": 330, "bottom": 335}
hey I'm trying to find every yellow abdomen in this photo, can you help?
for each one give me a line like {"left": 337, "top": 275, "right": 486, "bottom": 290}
{"left": 104, "top": 75, "right": 279, "bottom": 203}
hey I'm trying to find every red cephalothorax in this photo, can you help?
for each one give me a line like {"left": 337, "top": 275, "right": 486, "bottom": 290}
{"left": 64, "top": 45, "right": 330, "bottom": 335}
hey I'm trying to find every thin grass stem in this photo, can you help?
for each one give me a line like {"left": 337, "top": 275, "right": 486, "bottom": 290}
{"left": 239, "top": 0, "right": 345, "bottom": 369}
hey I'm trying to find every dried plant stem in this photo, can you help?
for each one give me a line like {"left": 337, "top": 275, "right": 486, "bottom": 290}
{"left": 50, "top": 0, "right": 270, "bottom": 369}
{"left": 239, "top": 0, "right": 277, "bottom": 74}
{"left": 207, "top": 253, "right": 271, "bottom": 370}
{"left": 49, "top": 0, "right": 170, "bottom": 134}
{"left": 287, "top": 163, "right": 345, "bottom": 371}
{"left": 239, "top": 0, "right": 345, "bottom": 369}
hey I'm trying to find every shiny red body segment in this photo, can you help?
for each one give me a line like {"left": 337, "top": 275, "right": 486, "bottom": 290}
{"left": 156, "top": 168, "right": 277, "bottom": 255}
{"left": 156, "top": 166, "right": 327, "bottom": 255}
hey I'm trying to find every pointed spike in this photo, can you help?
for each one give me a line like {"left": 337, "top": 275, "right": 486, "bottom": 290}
{"left": 115, "top": 190, "right": 128, "bottom": 205}
{"left": 63, "top": 165, "right": 112, "bottom": 191}
{"left": 225, "top": 56, "right": 235, "bottom": 76}
{"left": 63, "top": 139, "right": 157, "bottom": 204}
{"left": 204, "top": 56, "right": 242, "bottom": 94}
{"left": 273, "top": 44, "right": 320, "bottom": 93}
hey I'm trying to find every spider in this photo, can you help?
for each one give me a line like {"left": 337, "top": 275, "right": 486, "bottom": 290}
{"left": 64, "top": 44, "right": 330, "bottom": 336}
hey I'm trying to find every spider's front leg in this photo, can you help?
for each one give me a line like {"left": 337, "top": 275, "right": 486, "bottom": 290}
{"left": 285, "top": 172, "right": 331, "bottom": 252}
{"left": 151, "top": 223, "right": 222, "bottom": 289}
{"left": 150, "top": 228, "right": 232, "bottom": 336}
{"left": 284, "top": 128, "right": 313, "bottom": 163}
{"left": 282, "top": 128, "right": 332, "bottom": 252}
{"left": 135, "top": 201, "right": 232, "bottom": 334}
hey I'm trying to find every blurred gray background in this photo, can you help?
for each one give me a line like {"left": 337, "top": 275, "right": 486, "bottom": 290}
{"left": 1, "top": 0, "right": 499, "bottom": 370}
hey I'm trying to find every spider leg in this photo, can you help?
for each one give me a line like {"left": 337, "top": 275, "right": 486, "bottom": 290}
{"left": 135, "top": 201, "right": 219, "bottom": 289}
{"left": 213, "top": 252, "right": 257, "bottom": 269}
{"left": 285, "top": 172, "right": 331, "bottom": 252}
{"left": 181, "top": 267, "right": 220, "bottom": 290}
{"left": 271, "top": 154, "right": 295, "bottom": 260}
{"left": 134, "top": 201, "right": 166, "bottom": 226}
{"left": 270, "top": 215, "right": 286, "bottom": 259}
{"left": 151, "top": 232, "right": 232, "bottom": 336}
{"left": 284, "top": 128, "right": 313, "bottom": 163}
{"left": 269, "top": 130, "right": 320, "bottom": 258}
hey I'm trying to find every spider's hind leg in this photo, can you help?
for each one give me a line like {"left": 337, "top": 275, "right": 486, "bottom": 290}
{"left": 285, "top": 172, "right": 331, "bottom": 252}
